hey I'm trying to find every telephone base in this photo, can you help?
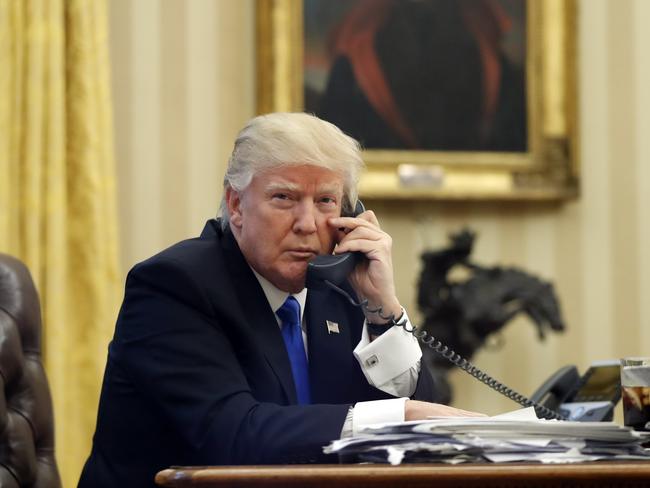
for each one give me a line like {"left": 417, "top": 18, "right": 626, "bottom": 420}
{"left": 559, "top": 401, "right": 615, "bottom": 422}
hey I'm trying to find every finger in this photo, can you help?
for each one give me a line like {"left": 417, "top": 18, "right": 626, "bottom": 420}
{"left": 453, "top": 409, "right": 488, "bottom": 417}
{"left": 359, "top": 209, "right": 379, "bottom": 226}
{"left": 328, "top": 214, "right": 378, "bottom": 232}
{"left": 429, "top": 409, "right": 486, "bottom": 418}
{"left": 335, "top": 225, "right": 392, "bottom": 260}
{"left": 427, "top": 403, "right": 487, "bottom": 418}
{"left": 338, "top": 224, "right": 385, "bottom": 243}
{"left": 335, "top": 235, "right": 388, "bottom": 257}
{"left": 329, "top": 217, "right": 364, "bottom": 236}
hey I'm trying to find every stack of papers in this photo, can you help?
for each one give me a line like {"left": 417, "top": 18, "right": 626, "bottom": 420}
{"left": 324, "top": 408, "right": 650, "bottom": 465}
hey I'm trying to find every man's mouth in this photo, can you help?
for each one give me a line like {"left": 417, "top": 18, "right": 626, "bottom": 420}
{"left": 287, "top": 248, "right": 318, "bottom": 259}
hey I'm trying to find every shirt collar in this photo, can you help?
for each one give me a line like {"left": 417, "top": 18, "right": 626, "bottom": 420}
{"left": 250, "top": 268, "right": 307, "bottom": 320}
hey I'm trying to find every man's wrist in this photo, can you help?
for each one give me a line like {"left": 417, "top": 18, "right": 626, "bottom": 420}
{"left": 352, "top": 398, "right": 408, "bottom": 435}
{"left": 365, "top": 297, "right": 402, "bottom": 323}
{"left": 367, "top": 306, "right": 404, "bottom": 323}
{"left": 367, "top": 307, "right": 405, "bottom": 336}
{"left": 366, "top": 322, "right": 393, "bottom": 336}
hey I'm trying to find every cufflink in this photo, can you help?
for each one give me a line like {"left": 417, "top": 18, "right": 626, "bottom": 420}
{"left": 365, "top": 355, "right": 379, "bottom": 368}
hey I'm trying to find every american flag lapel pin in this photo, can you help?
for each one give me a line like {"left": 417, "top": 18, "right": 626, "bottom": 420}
{"left": 326, "top": 320, "right": 340, "bottom": 334}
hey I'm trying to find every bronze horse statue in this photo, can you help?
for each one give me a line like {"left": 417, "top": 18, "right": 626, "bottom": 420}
{"left": 417, "top": 229, "right": 565, "bottom": 404}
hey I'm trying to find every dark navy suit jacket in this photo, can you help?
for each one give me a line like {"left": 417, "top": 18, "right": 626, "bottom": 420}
{"left": 78, "top": 219, "right": 435, "bottom": 488}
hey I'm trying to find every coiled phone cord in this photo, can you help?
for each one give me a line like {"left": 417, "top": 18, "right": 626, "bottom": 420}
{"left": 323, "top": 279, "right": 567, "bottom": 421}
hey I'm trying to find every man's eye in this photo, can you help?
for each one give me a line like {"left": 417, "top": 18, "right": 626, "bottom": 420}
{"left": 319, "top": 197, "right": 337, "bottom": 205}
{"left": 272, "top": 193, "right": 290, "bottom": 200}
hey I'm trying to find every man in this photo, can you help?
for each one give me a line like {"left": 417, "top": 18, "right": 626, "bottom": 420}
{"left": 79, "top": 113, "right": 481, "bottom": 488}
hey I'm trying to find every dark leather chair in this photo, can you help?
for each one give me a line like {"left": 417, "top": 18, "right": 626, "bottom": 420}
{"left": 0, "top": 254, "right": 61, "bottom": 488}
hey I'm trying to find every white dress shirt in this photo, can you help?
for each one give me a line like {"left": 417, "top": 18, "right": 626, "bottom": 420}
{"left": 251, "top": 270, "right": 422, "bottom": 436}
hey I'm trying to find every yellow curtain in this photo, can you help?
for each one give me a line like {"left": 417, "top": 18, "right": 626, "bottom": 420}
{"left": 0, "top": 0, "right": 121, "bottom": 485}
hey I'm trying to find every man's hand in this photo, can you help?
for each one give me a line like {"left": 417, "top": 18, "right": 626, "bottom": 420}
{"left": 328, "top": 210, "right": 401, "bottom": 322}
{"left": 405, "top": 400, "right": 487, "bottom": 421}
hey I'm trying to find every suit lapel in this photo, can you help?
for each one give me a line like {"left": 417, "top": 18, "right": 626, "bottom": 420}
{"left": 306, "top": 288, "right": 357, "bottom": 403}
{"left": 219, "top": 226, "right": 297, "bottom": 404}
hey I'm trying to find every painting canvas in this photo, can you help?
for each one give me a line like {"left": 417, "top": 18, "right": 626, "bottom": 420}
{"left": 303, "top": 0, "right": 527, "bottom": 153}
{"left": 256, "top": 0, "right": 578, "bottom": 200}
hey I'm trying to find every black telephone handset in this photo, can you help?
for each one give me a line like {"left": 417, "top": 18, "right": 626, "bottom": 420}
{"left": 305, "top": 200, "right": 567, "bottom": 420}
{"left": 305, "top": 200, "right": 366, "bottom": 291}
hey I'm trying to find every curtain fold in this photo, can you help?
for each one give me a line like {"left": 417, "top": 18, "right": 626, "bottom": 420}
{"left": 0, "top": 0, "right": 121, "bottom": 486}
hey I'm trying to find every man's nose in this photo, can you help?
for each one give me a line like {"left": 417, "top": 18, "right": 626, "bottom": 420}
{"left": 293, "top": 201, "right": 317, "bottom": 234}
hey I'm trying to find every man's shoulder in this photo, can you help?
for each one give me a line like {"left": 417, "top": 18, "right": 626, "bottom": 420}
{"left": 131, "top": 219, "right": 227, "bottom": 278}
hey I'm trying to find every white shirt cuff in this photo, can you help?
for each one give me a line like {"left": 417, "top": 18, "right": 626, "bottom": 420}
{"left": 353, "top": 308, "right": 422, "bottom": 387}
{"left": 352, "top": 397, "right": 407, "bottom": 435}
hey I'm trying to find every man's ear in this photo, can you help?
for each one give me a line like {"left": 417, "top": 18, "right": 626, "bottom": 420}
{"left": 226, "top": 187, "right": 243, "bottom": 229}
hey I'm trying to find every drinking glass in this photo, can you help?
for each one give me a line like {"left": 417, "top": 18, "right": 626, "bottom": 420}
{"left": 620, "top": 357, "right": 650, "bottom": 431}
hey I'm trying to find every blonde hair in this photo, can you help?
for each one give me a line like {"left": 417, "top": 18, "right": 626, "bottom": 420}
{"left": 218, "top": 112, "right": 364, "bottom": 227}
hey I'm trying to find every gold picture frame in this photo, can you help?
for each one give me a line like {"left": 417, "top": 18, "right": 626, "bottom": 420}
{"left": 256, "top": 0, "right": 578, "bottom": 201}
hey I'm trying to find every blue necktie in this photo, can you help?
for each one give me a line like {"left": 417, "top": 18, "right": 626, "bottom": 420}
{"left": 277, "top": 296, "right": 311, "bottom": 404}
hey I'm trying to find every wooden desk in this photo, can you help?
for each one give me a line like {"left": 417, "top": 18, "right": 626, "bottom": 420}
{"left": 156, "top": 462, "right": 650, "bottom": 488}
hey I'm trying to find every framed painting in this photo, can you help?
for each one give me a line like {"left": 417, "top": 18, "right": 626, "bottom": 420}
{"left": 257, "top": 0, "right": 578, "bottom": 200}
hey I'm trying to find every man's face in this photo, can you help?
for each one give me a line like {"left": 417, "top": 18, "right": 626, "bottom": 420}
{"left": 227, "top": 165, "right": 344, "bottom": 293}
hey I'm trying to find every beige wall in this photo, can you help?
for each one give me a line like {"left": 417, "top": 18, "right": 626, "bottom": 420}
{"left": 109, "top": 0, "right": 255, "bottom": 267}
{"left": 108, "top": 0, "right": 650, "bottom": 416}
